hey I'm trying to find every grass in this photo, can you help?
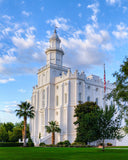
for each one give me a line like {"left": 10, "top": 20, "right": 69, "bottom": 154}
{"left": 0, "top": 147, "right": 128, "bottom": 160}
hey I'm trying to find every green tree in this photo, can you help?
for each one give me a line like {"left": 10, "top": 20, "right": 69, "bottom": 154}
{"left": 3, "top": 122, "right": 14, "bottom": 132}
{"left": 97, "top": 105, "right": 123, "bottom": 151}
{"left": 8, "top": 127, "right": 22, "bottom": 142}
{"left": 107, "top": 57, "right": 128, "bottom": 111}
{"left": 74, "top": 101, "right": 100, "bottom": 144}
{"left": 15, "top": 101, "right": 35, "bottom": 147}
{"left": 0, "top": 125, "right": 8, "bottom": 142}
{"left": 45, "top": 121, "right": 61, "bottom": 145}
{"left": 107, "top": 57, "right": 128, "bottom": 140}
{"left": 15, "top": 121, "right": 30, "bottom": 140}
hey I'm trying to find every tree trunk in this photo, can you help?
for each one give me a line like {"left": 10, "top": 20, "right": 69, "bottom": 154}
{"left": 22, "top": 128, "right": 24, "bottom": 141}
{"left": 23, "top": 117, "right": 27, "bottom": 147}
{"left": 52, "top": 132, "right": 55, "bottom": 145}
{"left": 102, "top": 139, "right": 105, "bottom": 151}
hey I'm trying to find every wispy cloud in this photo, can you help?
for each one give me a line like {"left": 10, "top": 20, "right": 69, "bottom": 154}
{"left": 41, "top": 6, "right": 44, "bottom": 11}
{"left": 18, "top": 89, "right": 26, "bottom": 93}
{"left": 0, "top": 17, "right": 47, "bottom": 76}
{"left": 112, "top": 22, "right": 128, "bottom": 39}
{"left": 123, "top": 6, "right": 127, "bottom": 13}
{"left": 22, "top": 11, "right": 32, "bottom": 17}
{"left": 61, "top": 24, "right": 113, "bottom": 67}
{"left": 2, "top": 15, "right": 11, "bottom": 20}
{"left": 0, "top": 78, "right": 15, "bottom": 84}
{"left": 0, "top": 101, "right": 17, "bottom": 114}
{"left": 78, "top": 13, "right": 82, "bottom": 18}
{"left": 87, "top": 2, "right": 99, "bottom": 28}
{"left": 78, "top": 3, "right": 81, "bottom": 7}
{"left": 0, "top": 101, "right": 16, "bottom": 115}
{"left": 106, "top": 0, "right": 120, "bottom": 5}
{"left": 46, "top": 17, "right": 70, "bottom": 31}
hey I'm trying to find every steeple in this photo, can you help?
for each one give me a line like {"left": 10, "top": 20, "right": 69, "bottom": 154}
{"left": 45, "top": 29, "right": 64, "bottom": 66}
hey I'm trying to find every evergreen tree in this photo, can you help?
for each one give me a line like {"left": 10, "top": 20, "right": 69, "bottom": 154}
{"left": 74, "top": 102, "right": 123, "bottom": 151}
{"left": 74, "top": 101, "right": 100, "bottom": 144}
{"left": 97, "top": 105, "right": 123, "bottom": 151}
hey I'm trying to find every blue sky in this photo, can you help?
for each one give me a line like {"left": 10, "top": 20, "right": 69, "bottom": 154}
{"left": 0, "top": 0, "right": 128, "bottom": 123}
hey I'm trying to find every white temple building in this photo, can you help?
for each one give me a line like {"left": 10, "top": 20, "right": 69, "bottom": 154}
{"left": 30, "top": 29, "right": 128, "bottom": 146}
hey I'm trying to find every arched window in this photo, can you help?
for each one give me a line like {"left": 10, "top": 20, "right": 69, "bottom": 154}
{"left": 56, "top": 96, "right": 59, "bottom": 106}
{"left": 79, "top": 93, "right": 82, "bottom": 101}
{"left": 96, "top": 98, "right": 98, "bottom": 105}
{"left": 87, "top": 96, "right": 90, "bottom": 102}
{"left": 65, "top": 93, "right": 67, "bottom": 104}
{"left": 42, "top": 89, "right": 45, "bottom": 107}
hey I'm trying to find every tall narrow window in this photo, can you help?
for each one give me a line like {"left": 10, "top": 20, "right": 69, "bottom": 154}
{"left": 42, "top": 89, "right": 45, "bottom": 107}
{"left": 65, "top": 93, "right": 67, "bottom": 104}
{"left": 87, "top": 96, "right": 90, "bottom": 102}
{"left": 79, "top": 93, "right": 82, "bottom": 101}
{"left": 56, "top": 96, "right": 59, "bottom": 106}
{"left": 96, "top": 98, "right": 98, "bottom": 105}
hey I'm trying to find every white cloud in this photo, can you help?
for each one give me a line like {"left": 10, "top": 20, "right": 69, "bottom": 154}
{"left": 112, "top": 22, "right": 128, "bottom": 39}
{"left": 106, "top": 0, "right": 120, "bottom": 5}
{"left": 22, "top": 11, "right": 32, "bottom": 17}
{"left": 0, "top": 100, "right": 17, "bottom": 113}
{"left": 78, "top": 3, "right": 81, "bottom": 7}
{"left": 0, "top": 43, "right": 3, "bottom": 48}
{"left": 18, "top": 89, "right": 26, "bottom": 93}
{"left": 0, "top": 54, "right": 16, "bottom": 66}
{"left": 0, "top": 18, "right": 43, "bottom": 75}
{"left": 78, "top": 13, "right": 82, "bottom": 18}
{"left": 46, "top": 17, "right": 70, "bottom": 31}
{"left": 123, "top": 6, "right": 127, "bottom": 13}
{"left": 87, "top": 2, "right": 99, "bottom": 28}
{"left": 0, "top": 78, "right": 15, "bottom": 84}
{"left": 61, "top": 24, "right": 113, "bottom": 67}
{"left": 2, "top": 27, "right": 12, "bottom": 35}
{"left": 2, "top": 15, "right": 11, "bottom": 20}
{"left": 41, "top": 6, "right": 44, "bottom": 11}
{"left": 12, "top": 36, "right": 35, "bottom": 49}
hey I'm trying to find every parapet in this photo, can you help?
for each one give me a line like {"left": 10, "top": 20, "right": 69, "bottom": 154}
{"left": 55, "top": 69, "right": 85, "bottom": 83}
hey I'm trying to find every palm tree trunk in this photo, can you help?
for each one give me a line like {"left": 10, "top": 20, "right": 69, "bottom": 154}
{"left": 22, "top": 128, "right": 24, "bottom": 141}
{"left": 23, "top": 117, "right": 27, "bottom": 147}
{"left": 52, "top": 132, "right": 55, "bottom": 145}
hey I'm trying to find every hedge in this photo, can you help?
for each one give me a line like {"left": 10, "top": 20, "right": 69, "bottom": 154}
{"left": 0, "top": 142, "right": 23, "bottom": 147}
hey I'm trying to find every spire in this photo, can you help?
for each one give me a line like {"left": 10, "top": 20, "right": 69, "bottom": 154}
{"left": 49, "top": 28, "right": 60, "bottom": 42}
{"left": 45, "top": 29, "right": 64, "bottom": 66}
{"left": 54, "top": 28, "right": 57, "bottom": 33}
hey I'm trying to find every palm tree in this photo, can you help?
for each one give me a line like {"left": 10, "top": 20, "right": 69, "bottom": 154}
{"left": 15, "top": 101, "right": 35, "bottom": 147}
{"left": 45, "top": 121, "right": 61, "bottom": 145}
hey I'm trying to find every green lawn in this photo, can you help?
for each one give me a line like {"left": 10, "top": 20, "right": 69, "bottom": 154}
{"left": 0, "top": 147, "right": 128, "bottom": 160}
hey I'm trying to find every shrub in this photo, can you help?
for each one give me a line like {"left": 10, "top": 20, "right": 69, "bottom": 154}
{"left": 45, "top": 144, "right": 56, "bottom": 147}
{"left": 71, "top": 142, "right": 86, "bottom": 147}
{"left": 63, "top": 140, "right": 71, "bottom": 147}
{"left": 39, "top": 142, "right": 46, "bottom": 147}
{"left": 0, "top": 142, "right": 23, "bottom": 147}
{"left": 56, "top": 140, "right": 71, "bottom": 147}
{"left": 57, "top": 141, "right": 64, "bottom": 147}
{"left": 27, "top": 138, "right": 34, "bottom": 147}
{"left": 107, "top": 143, "right": 112, "bottom": 146}
{"left": 98, "top": 143, "right": 103, "bottom": 146}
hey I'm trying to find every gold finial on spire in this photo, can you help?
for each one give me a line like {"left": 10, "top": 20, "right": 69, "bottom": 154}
{"left": 54, "top": 25, "right": 58, "bottom": 33}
